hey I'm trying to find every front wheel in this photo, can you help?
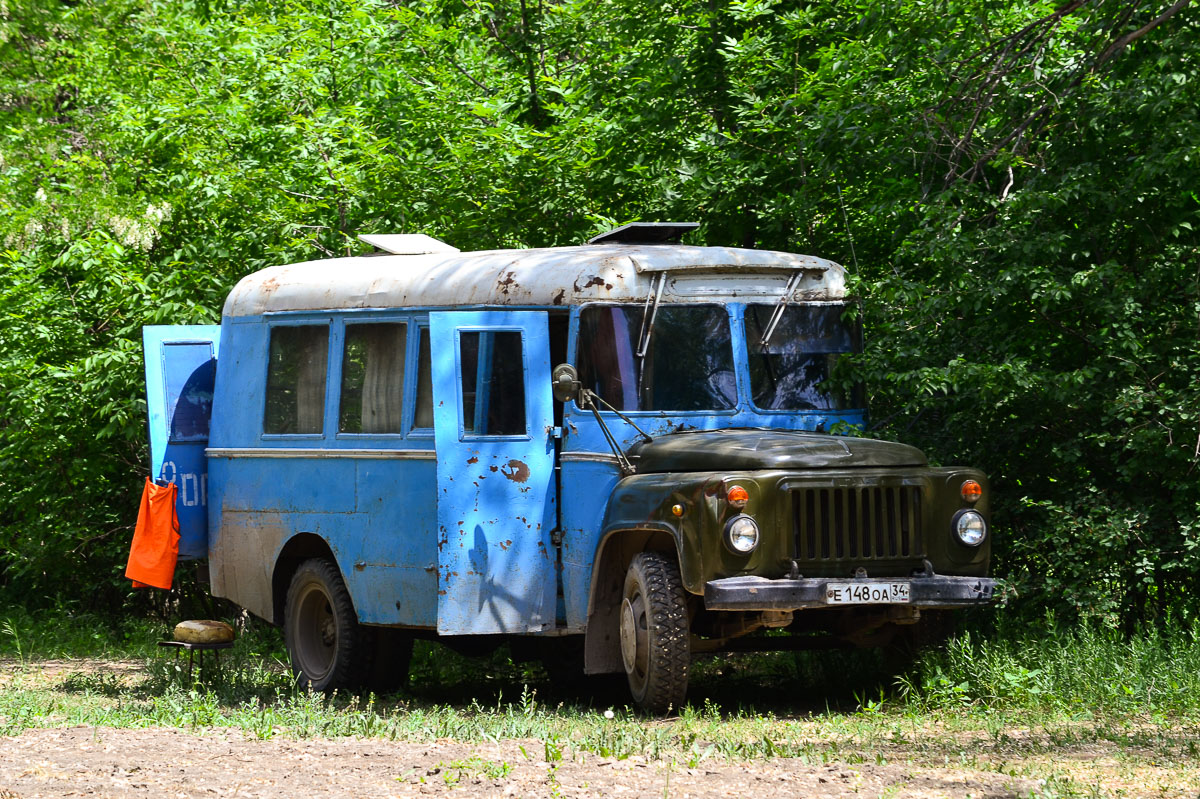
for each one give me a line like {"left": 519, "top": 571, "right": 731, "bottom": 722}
{"left": 284, "top": 558, "right": 370, "bottom": 691}
{"left": 619, "top": 552, "right": 690, "bottom": 713}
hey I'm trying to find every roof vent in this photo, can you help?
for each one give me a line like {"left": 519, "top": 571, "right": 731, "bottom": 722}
{"left": 358, "top": 233, "right": 460, "bottom": 255}
{"left": 587, "top": 222, "right": 699, "bottom": 245}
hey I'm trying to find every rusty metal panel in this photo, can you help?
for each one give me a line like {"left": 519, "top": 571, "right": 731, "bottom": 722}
{"left": 222, "top": 245, "right": 846, "bottom": 318}
{"left": 430, "top": 311, "right": 557, "bottom": 635}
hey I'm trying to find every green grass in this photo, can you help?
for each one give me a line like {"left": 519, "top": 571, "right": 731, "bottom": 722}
{"left": 4, "top": 614, "right": 1199, "bottom": 796}
{"left": 898, "top": 619, "right": 1200, "bottom": 717}
{"left": 3, "top": 611, "right": 1200, "bottom": 775}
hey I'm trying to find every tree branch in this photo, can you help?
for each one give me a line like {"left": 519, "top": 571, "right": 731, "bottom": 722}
{"left": 1093, "top": 0, "right": 1192, "bottom": 71}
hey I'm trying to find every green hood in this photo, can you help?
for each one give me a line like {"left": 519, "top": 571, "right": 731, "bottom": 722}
{"left": 627, "top": 429, "right": 927, "bottom": 472}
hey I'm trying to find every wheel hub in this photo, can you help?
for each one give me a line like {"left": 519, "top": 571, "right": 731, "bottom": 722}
{"left": 320, "top": 613, "right": 336, "bottom": 648}
{"left": 619, "top": 597, "right": 638, "bottom": 674}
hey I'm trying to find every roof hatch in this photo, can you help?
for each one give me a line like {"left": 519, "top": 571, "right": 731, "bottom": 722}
{"left": 358, "top": 233, "right": 460, "bottom": 255}
{"left": 587, "top": 222, "right": 699, "bottom": 245}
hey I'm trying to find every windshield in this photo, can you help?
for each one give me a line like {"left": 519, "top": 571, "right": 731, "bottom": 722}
{"left": 577, "top": 304, "right": 736, "bottom": 411}
{"left": 743, "top": 303, "right": 862, "bottom": 411}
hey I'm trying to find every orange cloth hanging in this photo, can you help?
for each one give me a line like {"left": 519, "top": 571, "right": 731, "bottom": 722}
{"left": 125, "top": 478, "right": 180, "bottom": 590}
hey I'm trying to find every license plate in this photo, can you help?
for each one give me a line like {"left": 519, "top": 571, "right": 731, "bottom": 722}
{"left": 824, "top": 581, "right": 910, "bottom": 605}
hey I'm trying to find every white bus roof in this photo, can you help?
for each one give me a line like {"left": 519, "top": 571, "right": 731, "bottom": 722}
{"left": 222, "top": 243, "right": 846, "bottom": 318}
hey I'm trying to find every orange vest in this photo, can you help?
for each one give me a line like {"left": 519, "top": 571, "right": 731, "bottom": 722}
{"left": 126, "top": 478, "right": 180, "bottom": 590}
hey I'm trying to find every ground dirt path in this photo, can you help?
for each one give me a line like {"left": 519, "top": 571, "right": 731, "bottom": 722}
{"left": 0, "top": 726, "right": 1034, "bottom": 798}
{"left": 3, "top": 658, "right": 1198, "bottom": 797}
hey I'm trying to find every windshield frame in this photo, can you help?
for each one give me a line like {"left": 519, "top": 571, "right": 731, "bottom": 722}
{"left": 568, "top": 300, "right": 865, "bottom": 419}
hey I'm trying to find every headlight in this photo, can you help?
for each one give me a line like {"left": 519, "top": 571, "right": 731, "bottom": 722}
{"left": 953, "top": 510, "right": 987, "bottom": 547}
{"left": 724, "top": 515, "right": 760, "bottom": 554}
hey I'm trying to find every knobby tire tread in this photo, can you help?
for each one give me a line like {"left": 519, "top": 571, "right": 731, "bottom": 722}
{"left": 630, "top": 552, "right": 689, "bottom": 714}
{"left": 286, "top": 558, "right": 372, "bottom": 692}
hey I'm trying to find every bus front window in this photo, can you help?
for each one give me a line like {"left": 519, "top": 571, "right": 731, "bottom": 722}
{"left": 744, "top": 303, "right": 862, "bottom": 411}
{"left": 577, "top": 305, "right": 736, "bottom": 412}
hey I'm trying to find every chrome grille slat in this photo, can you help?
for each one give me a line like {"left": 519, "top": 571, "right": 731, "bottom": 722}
{"left": 793, "top": 485, "right": 923, "bottom": 563}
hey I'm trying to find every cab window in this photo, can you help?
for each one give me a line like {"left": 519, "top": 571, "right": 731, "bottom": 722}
{"left": 264, "top": 325, "right": 329, "bottom": 434}
{"left": 743, "top": 303, "right": 862, "bottom": 410}
{"left": 576, "top": 304, "right": 735, "bottom": 412}
{"left": 339, "top": 323, "right": 407, "bottom": 434}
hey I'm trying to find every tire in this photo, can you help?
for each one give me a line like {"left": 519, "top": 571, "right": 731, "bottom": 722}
{"left": 284, "top": 558, "right": 370, "bottom": 692}
{"left": 619, "top": 552, "right": 690, "bottom": 713}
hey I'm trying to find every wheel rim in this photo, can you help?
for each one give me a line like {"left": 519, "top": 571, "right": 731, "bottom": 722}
{"left": 619, "top": 590, "right": 649, "bottom": 694}
{"left": 294, "top": 582, "right": 337, "bottom": 682}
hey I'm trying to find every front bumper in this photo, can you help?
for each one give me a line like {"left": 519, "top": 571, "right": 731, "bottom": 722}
{"left": 704, "top": 575, "right": 996, "bottom": 611}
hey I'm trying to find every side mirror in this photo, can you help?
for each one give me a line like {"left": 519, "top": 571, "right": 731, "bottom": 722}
{"left": 551, "top": 363, "right": 582, "bottom": 404}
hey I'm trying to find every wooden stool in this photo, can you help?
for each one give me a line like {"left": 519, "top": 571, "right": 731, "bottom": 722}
{"left": 157, "top": 639, "right": 234, "bottom": 680}
{"left": 158, "top": 620, "right": 236, "bottom": 681}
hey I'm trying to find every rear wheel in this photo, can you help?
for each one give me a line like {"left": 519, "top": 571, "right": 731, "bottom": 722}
{"left": 619, "top": 552, "right": 690, "bottom": 713}
{"left": 284, "top": 558, "right": 370, "bottom": 691}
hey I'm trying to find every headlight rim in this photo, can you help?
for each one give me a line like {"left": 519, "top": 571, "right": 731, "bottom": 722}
{"left": 723, "top": 514, "right": 760, "bottom": 555}
{"left": 951, "top": 508, "right": 988, "bottom": 547}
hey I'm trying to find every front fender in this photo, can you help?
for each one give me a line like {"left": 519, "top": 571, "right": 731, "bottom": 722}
{"left": 597, "top": 473, "right": 704, "bottom": 593}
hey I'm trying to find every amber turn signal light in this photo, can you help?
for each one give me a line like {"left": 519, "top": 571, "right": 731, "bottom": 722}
{"left": 960, "top": 480, "right": 982, "bottom": 503}
{"left": 727, "top": 485, "right": 749, "bottom": 509}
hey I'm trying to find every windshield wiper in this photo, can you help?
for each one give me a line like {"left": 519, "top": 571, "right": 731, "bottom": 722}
{"left": 635, "top": 272, "right": 667, "bottom": 397}
{"left": 579, "top": 388, "right": 653, "bottom": 476}
{"left": 758, "top": 269, "right": 803, "bottom": 349}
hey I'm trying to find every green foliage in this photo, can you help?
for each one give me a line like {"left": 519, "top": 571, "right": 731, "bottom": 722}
{"left": 0, "top": 0, "right": 1197, "bottom": 624}
{"left": 901, "top": 619, "right": 1200, "bottom": 716}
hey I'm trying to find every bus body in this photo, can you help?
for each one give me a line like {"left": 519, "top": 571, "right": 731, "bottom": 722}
{"left": 143, "top": 225, "right": 994, "bottom": 711}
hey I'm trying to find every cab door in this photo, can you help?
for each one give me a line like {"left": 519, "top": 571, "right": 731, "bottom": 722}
{"left": 430, "top": 311, "right": 556, "bottom": 634}
{"left": 142, "top": 325, "right": 221, "bottom": 560}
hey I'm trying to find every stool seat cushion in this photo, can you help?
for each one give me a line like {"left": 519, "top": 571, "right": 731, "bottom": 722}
{"left": 173, "top": 620, "right": 235, "bottom": 644}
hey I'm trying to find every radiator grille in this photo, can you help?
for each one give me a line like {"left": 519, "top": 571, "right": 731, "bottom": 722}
{"left": 792, "top": 486, "right": 923, "bottom": 561}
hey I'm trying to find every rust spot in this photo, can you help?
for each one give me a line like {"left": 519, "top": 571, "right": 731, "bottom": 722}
{"left": 573, "top": 275, "right": 607, "bottom": 292}
{"left": 499, "top": 540, "right": 511, "bottom": 551}
{"left": 552, "top": 289, "right": 565, "bottom": 305}
{"left": 497, "top": 271, "right": 518, "bottom": 295}
{"left": 489, "top": 465, "right": 498, "bottom": 473}
{"left": 500, "top": 459, "right": 530, "bottom": 483}
{"left": 467, "top": 456, "right": 478, "bottom": 464}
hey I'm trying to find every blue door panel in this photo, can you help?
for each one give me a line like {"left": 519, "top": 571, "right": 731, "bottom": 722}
{"left": 431, "top": 311, "right": 557, "bottom": 635}
{"left": 143, "top": 325, "right": 221, "bottom": 560}
{"left": 559, "top": 460, "right": 622, "bottom": 631}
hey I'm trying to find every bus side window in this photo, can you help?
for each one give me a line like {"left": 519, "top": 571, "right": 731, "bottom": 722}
{"left": 264, "top": 325, "right": 329, "bottom": 434}
{"left": 413, "top": 326, "right": 434, "bottom": 430}
{"left": 340, "top": 323, "right": 407, "bottom": 434}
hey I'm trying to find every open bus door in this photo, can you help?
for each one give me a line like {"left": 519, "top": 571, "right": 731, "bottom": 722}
{"left": 142, "top": 325, "right": 221, "bottom": 559}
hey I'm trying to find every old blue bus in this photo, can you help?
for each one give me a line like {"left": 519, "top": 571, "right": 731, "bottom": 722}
{"left": 143, "top": 223, "right": 995, "bottom": 712}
